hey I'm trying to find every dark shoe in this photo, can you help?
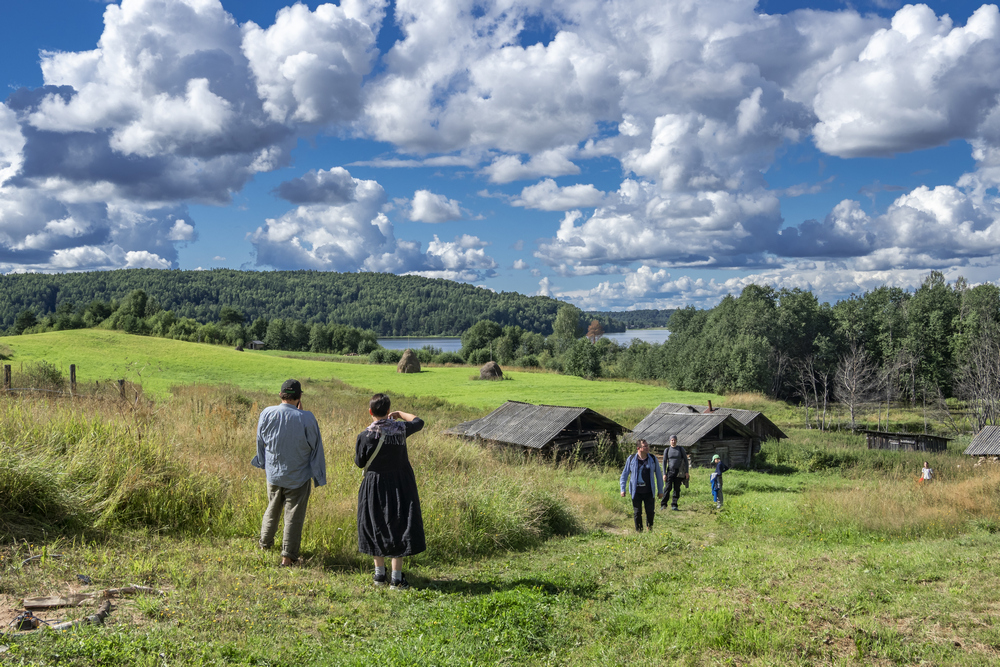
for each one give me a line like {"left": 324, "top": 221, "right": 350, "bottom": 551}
{"left": 647, "top": 525, "right": 654, "bottom": 532}
{"left": 389, "top": 576, "right": 410, "bottom": 591}
{"left": 671, "top": 506, "right": 679, "bottom": 511}
{"left": 373, "top": 572, "right": 387, "bottom": 587}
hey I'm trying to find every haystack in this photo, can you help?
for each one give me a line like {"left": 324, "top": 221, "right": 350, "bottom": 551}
{"left": 479, "top": 361, "right": 503, "bottom": 380}
{"left": 397, "top": 349, "right": 421, "bottom": 373}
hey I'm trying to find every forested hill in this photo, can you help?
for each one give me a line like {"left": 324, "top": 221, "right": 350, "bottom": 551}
{"left": 0, "top": 269, "right": 626, "bottom": 336}
{"left": 590, "top": 309, "right": 675, "bottom": 329}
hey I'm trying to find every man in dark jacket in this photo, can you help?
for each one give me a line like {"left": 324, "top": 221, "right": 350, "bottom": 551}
{"left": 660, "top": 434, "right": 689, "bottom": 511}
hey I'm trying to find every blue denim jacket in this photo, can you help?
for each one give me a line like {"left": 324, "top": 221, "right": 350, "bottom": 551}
{"left": 251, "top": 403, "right": 326, "bottom": 489}
{"left": 620, "top": 452, "right": 664, "bottom": 498}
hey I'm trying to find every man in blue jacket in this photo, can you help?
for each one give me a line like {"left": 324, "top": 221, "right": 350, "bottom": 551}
{"left": 252, "top": 379, "right": 326, "bottom": 566}
{"left": 620, "top": 439, "right": 664, "bottom": 532}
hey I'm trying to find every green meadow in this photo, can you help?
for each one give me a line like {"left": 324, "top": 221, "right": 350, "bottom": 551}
{"left": 2, "top": 330, "right": 1000, "bottom": 665}
{"left": 1, "top": 329, "right": 719, "bottom": 410}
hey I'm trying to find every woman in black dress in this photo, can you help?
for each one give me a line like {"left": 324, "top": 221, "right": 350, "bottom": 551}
{"left": 355, "top": 393, "right": 425, "bottom": 590}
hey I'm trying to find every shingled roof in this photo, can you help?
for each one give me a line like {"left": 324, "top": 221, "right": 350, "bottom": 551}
{"left": 655, "top": 402, "right": 787, "bottom": 440}
{"left": 628, "top": 407, "right": 755, "bottom": 450}
{"left": 964, "top": 425, "right": 1000, "bottom": 456}
{"left": 445, "top": 400, "right": 626, "bottom": 449}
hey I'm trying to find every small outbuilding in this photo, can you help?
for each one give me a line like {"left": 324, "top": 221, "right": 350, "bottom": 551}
{"left": 656, "top": 402, "right": 787, "bottom": 447}
{"left": 963, "top": 425, "right": 1000, "bottom": 456}
{"left": 860, "top": 430, "right": 950, "bottom": 452}
{"left": 248, "top": 340, "right": 266, "bottom": 350}
{"left": 629, "top": 406, "right": 758, "bottom": 467}
{"left": 445, "top": 400, "right": 627, "bottom": 457}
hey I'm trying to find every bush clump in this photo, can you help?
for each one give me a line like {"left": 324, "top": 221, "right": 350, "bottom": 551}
{"left": 368, "top": 348, "right": 403, "bottom": 364}
{"left": 433, "top": 352, "right": 464, "bottom": 365}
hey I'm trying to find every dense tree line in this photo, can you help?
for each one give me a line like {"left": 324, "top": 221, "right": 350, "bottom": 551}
{"left": 588, "top": 309, "right": 674, "bottom": 329}
{"left": 11, "top": 289, "right": 379, "bottom": 355}
{"left": 0, "top": 269, "right": 625, "bottom": 336}
{"left": 598, "top": 274, "right": 998, "bottom": 427}
{"left": 454, "top": 274, "right": 1000, "bottom": 430}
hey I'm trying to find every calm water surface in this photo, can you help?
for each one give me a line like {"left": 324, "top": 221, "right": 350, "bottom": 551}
{"left": 377, "top": 328, "right": 669, "bottom": 351}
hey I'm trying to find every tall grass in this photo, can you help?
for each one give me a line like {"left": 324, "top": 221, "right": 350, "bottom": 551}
{"left": 1, "top": 379, "right": 589, "bottom": 564}
{"left": 721, "top": 432, "right": 1000, "bottom": 543}
{"left": 0, "top": 396, "right": 228, "bottom": 538}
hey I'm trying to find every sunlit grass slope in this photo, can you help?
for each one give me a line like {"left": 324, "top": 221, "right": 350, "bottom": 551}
{"left": 3, "top": 329, "right": 721, "bottom": 410}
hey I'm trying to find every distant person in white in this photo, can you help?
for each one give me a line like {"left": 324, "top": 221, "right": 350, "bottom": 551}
{"left": 252, "top": 379, "right": 326, "bottom": 566}
{"left": 920, "top": 461, "right": 933, "bottom": 484}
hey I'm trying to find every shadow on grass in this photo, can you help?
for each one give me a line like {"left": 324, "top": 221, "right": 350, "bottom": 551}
{"left": 422, "top": 577, "right": 599, "bottom": 598}
{"left": 751, "top": 463, "right": 799, "bottom": 476}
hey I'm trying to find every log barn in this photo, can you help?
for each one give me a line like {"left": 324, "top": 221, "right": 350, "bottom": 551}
{"left": 655, "top": 402, "right": 787, "bottom": 449}
{"left": 860, "top": 430, "right": 950, "bottom": 452}
{"left": 629, "top": 406, "right": 758, "bottom": 467}
{"left": 444, "top": 400, "right": 627, "bottom": 457}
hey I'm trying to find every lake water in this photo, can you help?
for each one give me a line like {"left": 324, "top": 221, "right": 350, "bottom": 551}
{"left": 377, "top": 328, "right": 669, "bottom": 351}
{"left": 601, "top": 328, "right": 671, "bottom": 345}
{"left": 376, "top": 337, "right": 464, "bottom": 352}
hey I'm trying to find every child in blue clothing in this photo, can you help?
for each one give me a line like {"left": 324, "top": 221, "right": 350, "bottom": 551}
{"left": 710, "top": 454, "right": 729, "bottom": 509}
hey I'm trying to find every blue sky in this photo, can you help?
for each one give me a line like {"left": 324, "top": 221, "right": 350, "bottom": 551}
{"left": 2, "top": 0, "right": 999, "bottom": 310}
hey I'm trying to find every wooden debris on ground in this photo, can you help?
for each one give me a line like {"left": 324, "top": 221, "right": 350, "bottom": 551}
{"left": 22, "top": 585, "right": 162, "bottom": 610}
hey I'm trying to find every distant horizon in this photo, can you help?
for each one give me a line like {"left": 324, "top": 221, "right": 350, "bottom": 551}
{"left": 1, "top": 0, "right": 997, "bottom": 311}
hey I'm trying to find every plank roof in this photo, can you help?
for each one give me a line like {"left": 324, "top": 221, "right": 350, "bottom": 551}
{"left": 444, "top": 400, "right": 626, "bottom": 449}
{"left": 964, "top": 425, "right": 1000, "bottom": 456}
{"left": 629, "top": 407, "right": 755, "bottom": 449}
{"left": 653, "top": 402, "right": 787, "bottom": 440}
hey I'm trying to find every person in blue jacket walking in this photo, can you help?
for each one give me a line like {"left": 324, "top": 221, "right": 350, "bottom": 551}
{"left": 620, "top": 439, "right": 664, "bottom": 532}
{"left": 710, "top": 453, "right": 730, "bottom": 509}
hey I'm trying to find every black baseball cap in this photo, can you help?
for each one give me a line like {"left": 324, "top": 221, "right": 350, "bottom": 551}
{"left": 280, "top": 379, "right": 302, "bottom": 397}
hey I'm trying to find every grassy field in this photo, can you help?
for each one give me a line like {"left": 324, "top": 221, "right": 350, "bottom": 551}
{"left": 2, "top": 331, "right": 999, "bottom": 664}
{"left": 1, "top": 330, "right": 720, "bottom": 410}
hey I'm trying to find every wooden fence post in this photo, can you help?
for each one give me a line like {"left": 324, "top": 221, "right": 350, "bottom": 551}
{"left": 3, "top": 365, "right": 10, "bottom": 393}
{"left": 118, "top": 379, "right": 125, "bottom": 399}
{"left": 70, "top": 364, "right": 77, "bottom": 396}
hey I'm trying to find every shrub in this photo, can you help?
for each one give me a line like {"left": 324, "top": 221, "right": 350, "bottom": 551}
{"left": 514, "top": 355, "right": 539, "bottom": 367}
{"left": 564, "top": 339, "right": 601, "bottom": 379}
{"left": 433, "top": 352, "right": 465, "bottom": 365}
{"left": 368, "top": 349, "right": 403, "bottom": 364}
{"left": 17, "top": 361, "right": 66, "bottom": 392}
{"left": 466, "top": 348, "right": 494, "bottom": 366}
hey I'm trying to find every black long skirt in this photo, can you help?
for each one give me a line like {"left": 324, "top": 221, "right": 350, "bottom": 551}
{"left": 357, "top": 469, "right": 426, "bottom": 557}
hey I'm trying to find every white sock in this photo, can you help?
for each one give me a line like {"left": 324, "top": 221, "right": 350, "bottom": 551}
{"left": 375, "top": 566, "right": 386, "bottom": 577}
{"left": 391, "top": 570, "right": 403, "bottom": 583}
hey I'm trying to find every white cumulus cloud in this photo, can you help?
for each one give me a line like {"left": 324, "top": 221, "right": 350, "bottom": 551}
{"left": 513, "top": 179, "right": 605, "bottom": 211}
{"left": 409, "top": 190, "right": 462, "bottom": 223}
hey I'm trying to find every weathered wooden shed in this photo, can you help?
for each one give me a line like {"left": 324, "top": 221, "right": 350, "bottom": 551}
{"left": 629, "top": 407, "right": 757, "bottom": 467}
{"left": 860, "top": 430, "right": 950, "bottom": 452}
{"left": 248, "top": 340, "right": 266, "bottom": 350}
{"left": 445, "top": 400, "right": 627, "bottom": 457}
{"left": 963, "top": 426, "right": 1000, "bottom": 456}
{"left": 656, "top": 402, "right": 787, "bottom": 445}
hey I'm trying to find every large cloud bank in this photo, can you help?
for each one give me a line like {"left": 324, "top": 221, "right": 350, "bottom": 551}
{"left": 3, "top": 0, "right": 1000, "bottom": 307}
